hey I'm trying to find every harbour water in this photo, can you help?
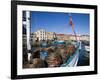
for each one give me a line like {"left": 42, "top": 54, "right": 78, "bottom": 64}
{"left": 77, "top": 43, "right": 89, "bottom": 66}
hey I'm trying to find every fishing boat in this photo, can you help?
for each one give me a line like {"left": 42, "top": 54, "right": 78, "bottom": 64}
{"left": 61, "top": 41, "right": 80, "bottom": 67}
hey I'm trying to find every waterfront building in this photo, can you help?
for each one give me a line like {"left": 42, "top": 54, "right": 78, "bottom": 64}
{"left": 46, "top": 32, "right": 56, "bottom": 40}
{"left": 80, "top": 35, "right": 90, "bottom": 41}
{"left": 34, "top": 29, "right": 46, "bottom": 41}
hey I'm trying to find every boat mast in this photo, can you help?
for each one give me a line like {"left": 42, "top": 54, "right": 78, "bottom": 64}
{"left": 69, "top": 14, "right": 77, "bottom": 41}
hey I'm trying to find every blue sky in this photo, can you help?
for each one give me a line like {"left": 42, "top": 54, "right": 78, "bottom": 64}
{"left": 30, "top": 11, "right": 89, "bottom": 35}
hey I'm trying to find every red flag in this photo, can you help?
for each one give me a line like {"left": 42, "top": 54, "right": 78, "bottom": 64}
{"left": 69, "top": 15, "right": 74, "bottom": 26}
{"left": 69, "top": 15, "right": 74, "bottom": 32}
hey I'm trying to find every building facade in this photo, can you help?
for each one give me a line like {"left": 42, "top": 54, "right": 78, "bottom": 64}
{"left": 46, "top": 32, "right": 56, "bottom": 40}
{"left": 80, "top": 35, "right": 90, "bottom": 41}
{"left": 56, "top": 34, "right": 70, "bottom": 41}
{"left": 34, "top": 29, "right": 46, "bottom": 41}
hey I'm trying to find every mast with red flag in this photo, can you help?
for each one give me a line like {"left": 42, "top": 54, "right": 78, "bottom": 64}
{"left": 69, "top": 14, "right": 77, "bottom": 41}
